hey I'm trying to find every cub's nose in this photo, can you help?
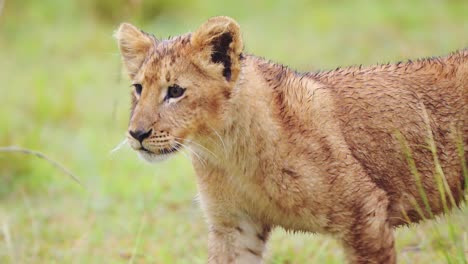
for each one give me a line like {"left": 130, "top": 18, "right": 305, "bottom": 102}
{"left": 129, "top": 129, "right": 152, "bottom": 143}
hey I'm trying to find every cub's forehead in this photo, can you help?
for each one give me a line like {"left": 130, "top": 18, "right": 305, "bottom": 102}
{"left": 152, "top": 34, "right": 192, "bottom": 62}
{"left": 138, "top": 34, "right": 193, "bottom": 81}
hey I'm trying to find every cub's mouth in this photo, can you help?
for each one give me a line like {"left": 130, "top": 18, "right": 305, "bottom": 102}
{"left": 139, "top": 145, "right": 180, "bottom": 155}
{"left": 126, "top": 128, "right": 183, "bottom": 163}
{"left": 136, "top": 144, "right": 181, "bottom": 163}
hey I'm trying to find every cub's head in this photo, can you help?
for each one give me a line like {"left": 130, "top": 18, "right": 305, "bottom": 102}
{"left": 115, "top": 16, "right": 243, "bottom": 162}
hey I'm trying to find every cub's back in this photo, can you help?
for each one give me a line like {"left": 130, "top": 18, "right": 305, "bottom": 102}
{"left": 312, "top": 50, "right": 467, "bottom": 223}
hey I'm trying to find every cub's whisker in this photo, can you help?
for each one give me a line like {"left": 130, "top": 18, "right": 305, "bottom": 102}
{"left": 208, "top": 126, "right": 228, "bottom": 156}
{"left": 173, "top": 137, "right": 219, "bottom": 160}
{"left": 109, "top": 138, "right": 128, "bottom": 155}
{"left": 174, "top": 139, "right": 207, "bottom": 167}
{"left": 178, "top": 148, "right": 192, "bottom": 163}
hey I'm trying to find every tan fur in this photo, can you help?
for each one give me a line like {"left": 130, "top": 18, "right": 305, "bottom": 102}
{"left": 116, "top": 16, "right": 468, "bottom": 264}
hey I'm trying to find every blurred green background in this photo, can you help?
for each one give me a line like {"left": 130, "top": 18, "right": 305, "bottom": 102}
{"left": 0, "top": 0, "right": 467, "bottom": 263}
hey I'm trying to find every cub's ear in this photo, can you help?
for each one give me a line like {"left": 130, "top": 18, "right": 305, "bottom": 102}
{"left": 115, "top": 23, "right": 155, "bottom": 78}
{"left": 191, "top": 16, "right": 243, "bottom": 82}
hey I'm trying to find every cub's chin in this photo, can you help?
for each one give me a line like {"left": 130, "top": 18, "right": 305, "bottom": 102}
{"left": 137, "top": 149, "right": 177, "bottom": 163}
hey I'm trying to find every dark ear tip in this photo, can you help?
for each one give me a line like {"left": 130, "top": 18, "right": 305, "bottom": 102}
{"left": 193, "top": 16, "right": 243, "bottom": 51}
{"left": 192, "top": 16, "right": 243, "bottom": 82}
{"left": 210, "top": 32, "right": 235, "bottom": 81}
{"left": 223, "top": 68, "right": 232, "bottom": 81}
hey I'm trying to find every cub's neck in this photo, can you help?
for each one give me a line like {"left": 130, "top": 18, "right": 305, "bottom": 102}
{"left": 199, "top": 55, "right": 306, "bottom": 173}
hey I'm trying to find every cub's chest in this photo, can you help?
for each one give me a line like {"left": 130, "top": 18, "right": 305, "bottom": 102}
{"left": 219, "top": 167, "right": 331, "bottom": 232}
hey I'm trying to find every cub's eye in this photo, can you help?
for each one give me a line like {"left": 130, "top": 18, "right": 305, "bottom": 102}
{"left": 133, "top": 83, "right": 143, "bottom": 96}
{"left": 167, "top": 85, "right": 185, "bottom": 99}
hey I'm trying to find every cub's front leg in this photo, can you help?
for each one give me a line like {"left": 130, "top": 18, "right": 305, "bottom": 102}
{"left": 195, "top": 164, "right": 270, "bottom": 264}
{"left": 207, "top": 218, "right": 270, "bottom": 264}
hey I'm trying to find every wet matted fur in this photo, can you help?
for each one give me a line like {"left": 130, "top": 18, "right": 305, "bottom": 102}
{"left": 115, "top": 16, "right": 467, "bottom": 264}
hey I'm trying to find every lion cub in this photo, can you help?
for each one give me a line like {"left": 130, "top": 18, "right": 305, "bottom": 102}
{"left": 116, "top": 16, "right": 467, "bottom": 264}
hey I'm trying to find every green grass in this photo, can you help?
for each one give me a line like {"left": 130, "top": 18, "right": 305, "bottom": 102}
{"left": 0, "top": 0, "right": 467, "bottom": 263}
